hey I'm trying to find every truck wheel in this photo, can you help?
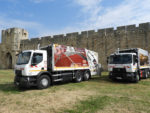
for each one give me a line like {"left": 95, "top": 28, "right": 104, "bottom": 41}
{"left": 37, "top": 75, "right": 51, "bottom": 89}
{"left": 147, "top": 70, "right": 150, "bottom": 77}
{"left": 134, "top": 73, "right": 140, "bottom": 83}
{"left": 83, "top": 71, "right": 90, "bottom": 81}
{"left": 74, "top": 71, "right": 83, "bottom": 83}
{"left": 144, "top": 70, "right": 148, "bottom": 79}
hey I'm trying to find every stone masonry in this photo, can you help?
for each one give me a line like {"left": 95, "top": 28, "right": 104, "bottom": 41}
{"left": 0, "top": 28, "right": 28, "bottom": 69}
{"left": 0, "top": 22, "right": 150, "bottom": 70}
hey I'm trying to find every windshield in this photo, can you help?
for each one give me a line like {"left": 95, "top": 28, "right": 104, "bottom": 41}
{"left": 16, "top": 52, "right": 31, "bottom": 65}
{"left": 109, "top": 54, "right": 132, "bottom": 64}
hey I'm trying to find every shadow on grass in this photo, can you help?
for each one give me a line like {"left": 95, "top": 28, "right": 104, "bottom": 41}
{"left": 0, "top": 75, "right": 136, "bottom": 94}
{"left": 90, "top": 75, "right": 136, "bottom": 84}
{"left": 0, "top": 81, "right": 82, "bottom": 94}
{"left": 0, "top": 82, "right": 38, "bottom": 94}
{"left": 0, "top": 82, "right": 22, "bottom": 94}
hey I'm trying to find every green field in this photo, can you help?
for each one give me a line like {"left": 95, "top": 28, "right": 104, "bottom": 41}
{"left": 0, "top": 70, "right": 150, "bottom": 113}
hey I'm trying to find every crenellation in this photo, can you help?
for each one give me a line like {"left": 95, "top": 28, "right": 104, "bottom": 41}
{"left": 30, "top": 38, "right": 40, "bottom": 43}
{"left": 53, "top": 34, "right": 64, "bottom": 38}
{"left": 88, "top": 30, "right": 95, "bottom": 35}
{"left": 81, "top": 31, "right": 88, "bottom": 36}
{"left": 126, "top": 24, "right": 136, "bottom": 31}
{"left": 52, "top": 36, "right": 61, "bottom": 42}
{"left": 139, "top": 22, "right": 150, "bottom": 30}
{"left": 21, "top": 39, "right": 30, "bottom": 44}
{"left": 117, "top": 26, "right": 125, "bottom": 31}
{"left": 105, "top": 28, "right": 114, "bottom": 34}
{"left": 7, "top": 29, "right": 11, "bottom": 34}
{"left": 41, "top": 36, "right": 52, "bottom": 40}
{"left": 98, "top": 29, "right": 105, "bottom": 36}
{"left": 66, "top": 32, "right": 78, "bottom": 37}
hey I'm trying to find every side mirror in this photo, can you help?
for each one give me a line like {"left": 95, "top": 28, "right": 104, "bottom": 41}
{"left": 135, "top": 57, "right": 138, "bottom": 63}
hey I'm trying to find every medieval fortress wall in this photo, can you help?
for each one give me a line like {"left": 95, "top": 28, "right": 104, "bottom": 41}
{"left": 0, "top": 22, "right": 150, "bottom": 70}
{"left": 0, "top": 28, "right": 28, "bottom": 69}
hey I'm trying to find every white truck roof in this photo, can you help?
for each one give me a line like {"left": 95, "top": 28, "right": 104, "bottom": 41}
{"left": 110, "top": 53, "right": 136, "bottom": 56}
{"left": 22, "top": 50, "right": 46, "bottom": 53}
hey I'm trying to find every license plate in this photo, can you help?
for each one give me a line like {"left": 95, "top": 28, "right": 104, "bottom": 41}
{"left": 116, "top": 77, "right": 122, "bottom": 79}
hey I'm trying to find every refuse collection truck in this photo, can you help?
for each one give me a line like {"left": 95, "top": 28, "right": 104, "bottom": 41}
{"left": 108, "top": 48, "right": 150, "bottom": 82}
{"left": 14, "top": 44, "right": 101, "bottom": 89}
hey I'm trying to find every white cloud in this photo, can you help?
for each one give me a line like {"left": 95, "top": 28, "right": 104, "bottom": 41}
{"left": 97, "top": 0, "right": 150, "bottom": 27}
{"left": 74, "top": 0, "right": 150, "bottom": 29}
{"left": 9, "top": 0, "right": 150, "bottom": 37}
{"left": 73, "top": 0, "right": 102, "bottom": 22}
{"left": 0, "top": 16, "right": 76, "bottom": 39}
{"left": 46, "top": 0, "right": 150, "bottom": 38}
{"left": 0, "top": 16, "right": 44, "bottom": 39}
{"left": 74, "top": 0, "right": 101, "bottom": 11}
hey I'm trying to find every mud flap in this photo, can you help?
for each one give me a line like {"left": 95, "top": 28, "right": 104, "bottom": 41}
{"left": 96, "top": 63, "right": 102, "bottom": 76}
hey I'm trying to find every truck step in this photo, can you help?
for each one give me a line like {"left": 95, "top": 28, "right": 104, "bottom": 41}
{"left": 54, "top": 78, "right": 63, "bottom": 82}
{"left": 53, "top": 73, "right": 73, "bottom": 77}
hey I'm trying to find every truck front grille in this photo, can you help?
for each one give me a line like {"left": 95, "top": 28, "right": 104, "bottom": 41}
{"left": 113, "top": 68, "right": 126, "bottom": 73}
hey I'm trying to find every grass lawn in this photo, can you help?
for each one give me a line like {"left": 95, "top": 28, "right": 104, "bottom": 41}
{"left": 0, "top": 70, "right": 150, "bottom": 113}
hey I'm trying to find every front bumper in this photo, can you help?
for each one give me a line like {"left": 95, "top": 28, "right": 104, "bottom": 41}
{"left": 14, "top": 75, "right": 37, "bottom": 88}
{"left": 109, "top": 72, "right": 136, "bottom": 81}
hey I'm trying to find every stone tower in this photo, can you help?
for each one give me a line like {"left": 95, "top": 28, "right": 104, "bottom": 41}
{"left": 0, "top": 28, "right": 28, "bottom": 69}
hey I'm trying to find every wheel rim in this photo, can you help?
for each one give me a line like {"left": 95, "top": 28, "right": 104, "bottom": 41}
{"left": 85, "top": 73, "right": 89, "bottom": 79}
{"left": 146, "top": 73, "right": 148, "bottom": 78}
{"left": 77, "top": 74, "right": 82, "bottom": 81}
{"left": 137, "top": 75, "right": 139, "bottom": 81}
{"left": 41, "top": 78, "right": 49, "bottom": 87}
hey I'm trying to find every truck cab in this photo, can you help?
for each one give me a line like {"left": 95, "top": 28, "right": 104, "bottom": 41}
{"left": 108, "top": 48, "right": 150, "bottom": 82}
{"left": 108, "top": 53, "right": 137, "bottom": 71}
{"left": 15, "top": 50, "right": 48, "bottom": 87}
{"left": 108, "top": 53, "right": 137, "bottom": 79}
{"left": 108, "top": 53, "right": 138, "bottom": 81}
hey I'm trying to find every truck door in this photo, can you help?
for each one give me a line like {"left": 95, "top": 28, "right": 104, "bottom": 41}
{"left": 30, "top": 52, "right": 46, "bottom": 76}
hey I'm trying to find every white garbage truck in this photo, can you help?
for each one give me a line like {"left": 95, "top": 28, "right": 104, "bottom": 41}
{"left": 108, "top": 48, "right": 150, "bottom": 82}
{"left": 14, "top": 44, "right": 101, "bottom": 89}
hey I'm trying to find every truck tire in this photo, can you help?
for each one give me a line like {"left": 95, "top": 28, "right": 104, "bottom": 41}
{"left": 83, "top": 71, "right": 90, "bottom": 81}
{"left": 74, "top": 71, "right": 83, "bottom": 83}
{"left": 37, "top": 75, "right": 51, "bottom": 89}
{"left": 134, "top": 73, "right": 140, "bottom": 83}
{"left": 147, "top": 70, "right": 150, "bottom": 77}
{"left": 144, "top": 70, "right": 148, "bottom": 79}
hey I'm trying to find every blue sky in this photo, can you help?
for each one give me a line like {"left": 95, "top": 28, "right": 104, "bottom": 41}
{"left": 0, "top": 0, "right": 150, "bottom": 40}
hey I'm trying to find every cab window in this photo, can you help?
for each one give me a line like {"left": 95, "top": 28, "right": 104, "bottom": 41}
{"left": 31, "top": 53, "right": 43, "bottom": 65}
{"left": 133, "top": 55, "right": 137, "bottom": 65}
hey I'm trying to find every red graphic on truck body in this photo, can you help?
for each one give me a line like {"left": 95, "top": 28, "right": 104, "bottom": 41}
{"left": 54, "top": 45, "right": 89, "bottom": 68}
